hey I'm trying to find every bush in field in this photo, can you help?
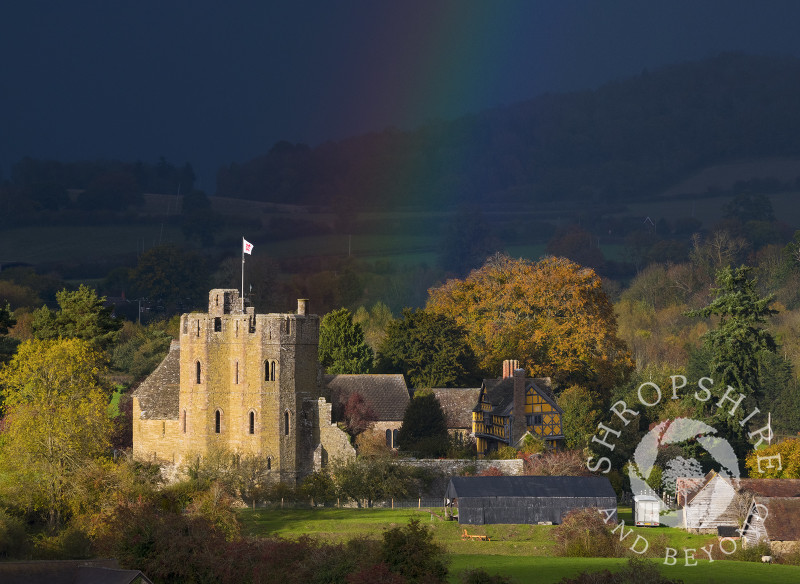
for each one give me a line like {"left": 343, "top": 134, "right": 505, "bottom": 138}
{"left": 553, "top": 508, "right": 624, "bottom": 558}
{"left": 381, "top": 518, "right": 448, "bottom": 584}
{"left": 460, "top": 568, "right": 515, "bottom": 584}
{"left": 558, "top": 557, "right": 683, "bottom": 584}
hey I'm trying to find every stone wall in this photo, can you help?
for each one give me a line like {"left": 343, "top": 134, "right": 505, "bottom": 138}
{"left": 132, "top": 401, "right": 181, "bottom": 463}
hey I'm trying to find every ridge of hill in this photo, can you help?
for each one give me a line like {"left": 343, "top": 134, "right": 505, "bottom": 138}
{"left": 217, "top": 52, "right": 800, "bottom": 210}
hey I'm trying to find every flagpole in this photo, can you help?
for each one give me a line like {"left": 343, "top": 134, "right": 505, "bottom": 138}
{"left": 241, "top": 236, "right": 245, "bottom": 302}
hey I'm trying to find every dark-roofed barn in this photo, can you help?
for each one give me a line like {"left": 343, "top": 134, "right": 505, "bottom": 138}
{"left": 445, "top": 476, "right": 617, "bottom": 525}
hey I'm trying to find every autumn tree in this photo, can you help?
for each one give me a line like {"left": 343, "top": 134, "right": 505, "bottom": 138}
{"left": 319, "top": 308, "right": 373, "bottom": 374}
{"left": 0, "top": 338, "right": 112, "bottom": 530}
{"left": 31, "top": 284, "right": 122, "bottom": 353}
{"left": 375, "top": 308, "right": 479, "bottom": 388}
{"left": 0, "top": 302, "right": 17, "bottom": 364}
{"left": 745, "top": 438, "right": 800, "bottom": 478}
{"left": 353, "top": 301, "right": 393, "bottom": 354}
{"left": 340, "top": 392, "right": 377, "bottom": 441}
{"left": 426, "top": 254, "right": 632, "bottom": 394}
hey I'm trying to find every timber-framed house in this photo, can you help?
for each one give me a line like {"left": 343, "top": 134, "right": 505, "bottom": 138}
{"left": 472, "top": 360, "right": 564, "bottom": 456}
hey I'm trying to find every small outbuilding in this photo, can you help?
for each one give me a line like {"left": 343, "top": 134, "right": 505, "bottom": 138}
{"left": 444, "top": 475, "right": 617, "bottom": 525}
{"left": 633, "top": 494, "right": 662, "bottom": 526}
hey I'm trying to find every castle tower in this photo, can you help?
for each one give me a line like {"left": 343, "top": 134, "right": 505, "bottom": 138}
{"left": 177, "top": 290, "right": 320, "bottom": 485}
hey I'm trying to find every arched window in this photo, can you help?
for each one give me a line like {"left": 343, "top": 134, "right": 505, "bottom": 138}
{"left": 196, "top": 361, "right": 202, "bottom": 384}
{"left": 264, "top": 360, "right": 270, "bottom": 381}
{"left": 182, "top": 410, "right": 186, "bottom": 433}
{"left": 386, "top": 429, "right": 392, "bottom": 447}
{"left": 267, "top": 456, "right": 272, "bottom": 470}
{"left": 392, "top": 429, "right": 399, "bottom": 448}
{"left": 235, "top": 361, "right": 239, "bottom": 384}
{"left": 249, "top": 411, "right": 255, "bottom": 435}
{"left": 271, "top": 361, "right": 276, "bottom": 381}
{"left": 284, "top": 411, "right": 290, "bottom": 436}
{"left": 215, "top": 410, "right": 221, "bottom": 434}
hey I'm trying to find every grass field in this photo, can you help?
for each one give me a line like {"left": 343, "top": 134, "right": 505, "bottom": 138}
{"left": 238, "top": 508, "right": 798, "bottom": 583}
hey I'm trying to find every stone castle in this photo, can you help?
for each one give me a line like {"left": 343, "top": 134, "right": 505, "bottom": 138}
{"left": 132, "top": 289, "right": 354, "bottom": 485}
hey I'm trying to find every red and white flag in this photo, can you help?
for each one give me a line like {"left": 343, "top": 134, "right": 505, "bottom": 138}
{"left": 243, "top": 238, "right": 253, "bottom": 255}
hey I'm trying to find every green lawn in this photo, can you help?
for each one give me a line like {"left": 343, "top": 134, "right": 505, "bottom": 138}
{"left": 238, "top": 508, "right": 799, "bottom": 583}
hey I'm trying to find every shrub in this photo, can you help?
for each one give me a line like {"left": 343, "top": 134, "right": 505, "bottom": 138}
{"left": 728, "top": 540, "right": 771, "bottom": 562}
{"left": 381, "top": 518, "right": 448, "bottom": 584}
{"left": 553, "top": 508, "right": 624, "bottom": 558}
{"left": 0, "top": 508, "right": 27, "bottom": 559}
{"left": 460, "top": 568, "right": 515, "bottom": 584}
{"left": 558, "top": 557, "right": 683, "bottom": 584}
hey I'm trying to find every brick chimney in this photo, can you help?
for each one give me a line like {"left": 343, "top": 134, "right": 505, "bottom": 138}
{"left": 502, "top": 359, "right": 519, "bottom": 379}
{"left": 511, "top": 367, "right": 527, "bottom": 447}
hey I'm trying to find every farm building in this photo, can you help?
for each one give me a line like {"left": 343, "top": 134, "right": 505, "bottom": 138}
{"left": 444, "top": 475, "right": 617, "bottom": 525}
{"left": 682, "top": 471, "right": 800, "bottom": 532}
{"left": 742, "top": 496, "right": 800, "bottom": 555}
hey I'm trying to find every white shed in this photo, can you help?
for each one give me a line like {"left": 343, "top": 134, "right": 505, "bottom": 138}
{"left": 633, "top": 494, "right": 662, "bottom": 527}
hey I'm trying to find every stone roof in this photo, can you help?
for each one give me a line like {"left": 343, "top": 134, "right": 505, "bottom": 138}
{"left": 428, "top": 387, "right": 481, "bottom": 429}
{"left": 478, "top": 377, "right": 559, "bottom": 416}
{"left": 0, "top": 559, "right": 152, "bottom": 584}
{"left": 132, "top": 340, "right": 180, "bottom": 420}
{"left": 751, "top": 496, "right": 800, "bottom": 542}
{"left": 685, "top": 472, "right": 800, "bottom": 505}
{"left": 323, "top": 374, "right": 410, "bottom": 422}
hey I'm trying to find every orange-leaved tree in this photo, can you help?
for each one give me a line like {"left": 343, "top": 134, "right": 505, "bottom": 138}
{"left": 426, "top": 254, "right": 632, "bottom": 395}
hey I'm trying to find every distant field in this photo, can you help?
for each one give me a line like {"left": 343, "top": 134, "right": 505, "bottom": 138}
{"left": 620, "top": 190, "right": 800, "bottom": 230}
{"left": 237, "top": 508, "right": 795, "bottom": 584}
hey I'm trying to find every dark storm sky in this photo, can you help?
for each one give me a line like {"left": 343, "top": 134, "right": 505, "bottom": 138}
{"left": 3, "top": 1, "right": 800, "bottom": 191}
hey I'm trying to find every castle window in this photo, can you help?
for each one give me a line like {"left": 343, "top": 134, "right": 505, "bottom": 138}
{"left": 267, "top": 456, "right": 272, "bottom": 470}
{"left": 196, "top": 361, "right": 202, "bottom": 384}
{"left": 215, "top": 410, "right": 221, "bottom": 434}
{"left": 182, "top": 410, "right": 186, "bottom": 433}
{"left": 264, "top": 360, "right": 270, "bottom": 381}
{"left": 284, "top": 411, "right": 290, "bottom": 436}
{"left": 214, "top": 317, "right": 221, "bottom": 332}
{"left": 196, "top": 320, "right": 200, "bottom": 337}
{"left": 271, "top": 361, "right": 276, "bottom": 381}
{"left": 235, "top": 361, "right": 239, "bottom": 384}
{"left": 162, "top": 421, "right": 165, "bottom": 436}
{"left": 249, "top": 411, "right": 255, "bottom": 434}
{"left": 215, "top": 295, "right": 219, "bottom": 307}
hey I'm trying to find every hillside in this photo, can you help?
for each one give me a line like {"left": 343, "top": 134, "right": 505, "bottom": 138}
{"left": 217, "top": 53, "right": 800, "bottom": 210}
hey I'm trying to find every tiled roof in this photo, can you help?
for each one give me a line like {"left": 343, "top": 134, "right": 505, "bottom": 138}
{"left": 428, "top": 387, "right": 481, "bottom": 429}
{"left": 323, "top": 374, "right": 410, "bottom": 421}
{"left": 477, "top": 376, "right": 560, "bottom": 416}
{"left": 686, "top": 472, "right": 800, "bottom": 505}
{"left": 132, "top": 340, "right": 180, "bottom": 420}
{"left": 752, "top": 496, "right": 800, "bottom": 542}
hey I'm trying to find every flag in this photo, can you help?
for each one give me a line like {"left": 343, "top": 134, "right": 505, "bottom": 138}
{"left": 243, "top": 238, "right": 253, "bottom": 255}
